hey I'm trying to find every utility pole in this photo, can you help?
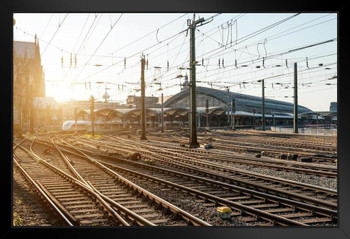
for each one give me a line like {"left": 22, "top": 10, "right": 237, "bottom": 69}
{"left": 231, "top": 99, "right": 236, "bottom": 130}
{"left": 140, "top": 55, "right": 147, "bottom": 140}
{"left": 227, "top": 88, "right": 230, "bottom": 124}
{"left": 293, "top": 63, "right": 298, "bottom": 133}
{"left": 188, "top": 14, "right": 204, "bottom": 148}
{"left": 258, "top": 79, "right": 265, "bottom": 131}
{"left": 262, "top": 79, "right": 265, "bottom": 131}
{"left": 161, "top": 93, "right": 164, "bottom": 132}
{"left": 90, "top": 95, "right": 95, "bottom": 137}
{"left": 205, "top": 99, "right": 209, "bottom": 130}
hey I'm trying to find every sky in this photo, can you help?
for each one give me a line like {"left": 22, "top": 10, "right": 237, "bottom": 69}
{"left": 13, "top": 13, "right": 337, "bottom": 111}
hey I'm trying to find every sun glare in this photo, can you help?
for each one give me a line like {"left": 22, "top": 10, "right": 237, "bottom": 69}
{"left": 47, "top": 86, "right": 74, "bottom": 103}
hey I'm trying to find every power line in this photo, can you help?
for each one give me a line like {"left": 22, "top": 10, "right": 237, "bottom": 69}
{"left": 41, "top": 13, "right": 69, "bottom": 56}
{"left": 195, "top": 13, "right": 300, "bottom": 61}
{"left": 152, "top": 14, "right": 302, "bottom": 85}
{"left": 196, "top": 15, "right": 336, "bottom": 68}
{"left": 153, "top": 40, "right": 336, "bottom": 91}
{"left": 71, "top": 14, "right": 91, "bottom": 53}
{"left": 39, "top": 14, "right": 54, "bottom": 40}
{"left": 78, "top": 28, "right": 189, "bottom": 82}
{"left": 93, "top": 13, "right": 220, "bottom": 83}
{"left": 75, "top": 14, "right": 101, "bottom": 55}
{"left": 104, "top": 13, "right": 189, "bottom": 57}
{"left": 195, "top": 38, "right": 337, "bottom": 80}
{"left": 73, "top": 14, "right": 124, "bottom": 82}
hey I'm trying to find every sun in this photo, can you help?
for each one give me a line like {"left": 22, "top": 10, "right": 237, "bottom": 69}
{"left": 46, "top": 85, "right": 76, "bottom": 103}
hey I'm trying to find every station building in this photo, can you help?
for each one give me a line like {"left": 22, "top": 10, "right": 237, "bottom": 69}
{"left": 70, "top": 86, "right": 312, "bottom": 132}
{"left": 162, "top": 86, "right": 311, "bottom": 128}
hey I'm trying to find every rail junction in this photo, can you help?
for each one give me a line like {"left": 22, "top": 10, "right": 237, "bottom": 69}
{"left": 12, "top": 129, "right": 337, "bottom": 227}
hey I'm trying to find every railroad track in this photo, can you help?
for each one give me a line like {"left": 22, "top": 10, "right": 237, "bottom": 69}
{"left": 70, "top": 135, "right": 337, "bottom": 207}
{"left": 150, "top": 132, "right": 337, "bottom": 163}
{"left": 211, "top": 130, "right": 336, "bottom": 151}
{"left": 100, "top": 160, "right": 337, "bottom": 226}
{"left": 66, "top": 134, "right": 337, "bottom": 179}
{"left": 22, "top": 135, "right": 211, "bottom": 226}
{"left": 12, "top": 138, "right": 67, "bottom": 226}
{"left": 125, "top": 136, "right": 337, "bottom": 178}
{"left": 13, "top": 140, "right": 126, "bottom": 226}
{"left": 41, "top": 136, "right": 337, "bottom": 226}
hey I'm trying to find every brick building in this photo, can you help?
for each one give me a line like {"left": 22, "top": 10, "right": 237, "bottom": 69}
{"left": 13, "top": 36, "right": 46, "bottom": 132}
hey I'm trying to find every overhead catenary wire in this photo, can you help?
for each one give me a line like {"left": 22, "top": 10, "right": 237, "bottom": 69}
{"left": 41, "top": 13, "right": 69, "bottom": 56}
{"left": 75, "top": 14, "right": 102, "bottom": 55}
{"left": 73, "top": 14, "right": 124, "bottom": 83}
{"left": 152, "top": 38, "right": 336, "bottom": 91}
{"left": 193, "top": 13, "right": 300, "bottom": 62}
{"left": 103, "top": 13, "right": 189, "bottom": 58}
{"left": 194, "top": 38, "right": 337, "bottom": 80}
{"left": 194, "top": 15, "right": 336, "bottom": 70}
{"left": 39, "top": 14, "right": 54, "bottom": 40}
{"left": 15, "top": 13, "right": 336, "bottom": 105}
{"left": 77, "top": 13, "right": 222, "bottom": 83}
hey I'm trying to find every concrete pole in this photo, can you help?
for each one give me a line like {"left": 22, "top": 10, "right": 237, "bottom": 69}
{"left": 140, "top": 56, "right": 147, "bottom": 140}
{"left": 161, "top": 93, "right": 164, "bottom": 132}
{"left": 231, "top": 99, "right": 235, "bottom": 130}
{"left": 227, "top": 89, "right": 230, "bottom": 124}
{"left": 205, "top": 99, "right": 209, "bottom": 130}
{"left": 90, "top": 95, "right": 95, "bottom": 137}
{"left": 188, "top": 16, "right": 200, "bottom": 148}
{"left": 197, "top": 114, "right": 201, "bottom": 127}
{"left": 293, "top": 63, "right": 298, "bottom": 133}
{"left": 262, "top": 79, "right": 265, "bottom": 131}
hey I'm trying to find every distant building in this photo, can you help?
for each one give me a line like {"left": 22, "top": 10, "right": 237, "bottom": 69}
{"left": 164, "top": 86, "right": 311, "bottom": 114}
{"left": 330, "top": 102, "right": 337, "bottom": 112}
{"left": 180, "top": 75, "right": 190, "bottom": 91}
{"left": 33, "top": 97, "right": 60, "bottom": 128}
{"left": 13, "top": 36, "right": 45, "bottom": 132}
{"left": 163, "top": 86, "right": 312, "bottom": 128}
{"left": 127, "top": 95, "right": 160, "bottom": 108}
{"left": 60, "top": 100, "right": 124, "bottom": 122}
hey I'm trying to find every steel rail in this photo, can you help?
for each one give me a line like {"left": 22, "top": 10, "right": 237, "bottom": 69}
{"left": 99, "top": 157, "right": 337, "bottom": 217}
{"left": 49, "top": 135, "right": 337, "bottom": 198}
{"left": 124, "top": 138, "right": 337, "bottom": 178}
{"left": 57, "top": 137, "right": 336, "bottom": 226}
{"left": 45, "top": 135, "right": 337, "bottom": 208}
{"left": 48, "top": 136, "right": 157, "bottom": 226}
{"left": 97, "top": 160, "right": 308, "bottom": 226}
{"left": 33, "top": 136, "right": 157, "bottom": 226}
{"left": 149, "top": 133, "right": 337, "bottom": 163}
{"left": 13, "top": 155, "right": 76, "bottom": 226}
{"left": 28, "top": 136, "right": 209, "bottom": 226}
{"left": 15, "top": 142, "right": 129, "bottom": 226}
{"left": 104, "top": 136, "right": 337, "bottom": 197}
{"left": 31, "top": 136, "right": 336, "bottom": 224}
{"left": 138, "top": 136, "right": 337, "bottom": 173}
{"left": 60, "top": 139, "right": 212, "bottom": 226}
